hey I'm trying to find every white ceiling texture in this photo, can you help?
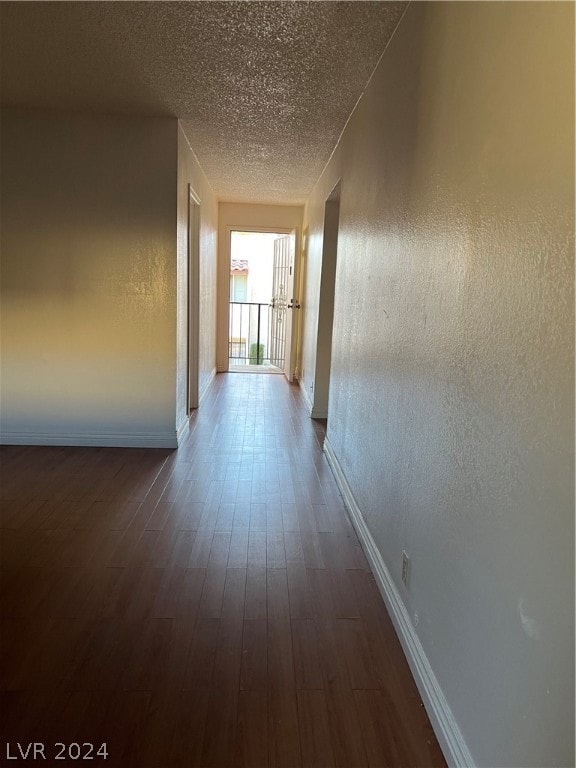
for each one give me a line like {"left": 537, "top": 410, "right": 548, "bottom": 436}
{"left": 0, "top": 2, "right": 407, "bottom": 203}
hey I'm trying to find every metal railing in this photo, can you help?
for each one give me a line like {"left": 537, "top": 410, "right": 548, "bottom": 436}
{"left": 229, "top": 301, "right": 281, "bottom": 367}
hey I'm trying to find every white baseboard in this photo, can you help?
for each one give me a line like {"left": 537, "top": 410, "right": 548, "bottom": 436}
{"left": 299, "top": 378, "right": 314, "bottom": 414}
{"left": 323, "top": 437, "right": 475, "bottom": 768}
{"left": 0, "top": 430, "right": 178, "bottom": 449}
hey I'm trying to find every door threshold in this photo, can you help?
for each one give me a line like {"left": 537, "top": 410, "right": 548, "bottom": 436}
{"left": 228, "top": 364, "right": 284, "bottom": 374}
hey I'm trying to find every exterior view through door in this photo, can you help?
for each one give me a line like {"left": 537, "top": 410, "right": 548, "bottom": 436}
{"left": 228, "top": 230, "right": 298, "bottom": 378}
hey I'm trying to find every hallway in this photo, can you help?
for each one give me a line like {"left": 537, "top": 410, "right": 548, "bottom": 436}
{"left": 0, "top": 373, "right": 444, "bottom": 767}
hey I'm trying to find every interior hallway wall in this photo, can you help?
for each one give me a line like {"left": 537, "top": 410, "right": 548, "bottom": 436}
{"left": 300, "top": 3, "right": 574, "bottom": 767}
{"left": 217, "top": 202, "right": 303, "bottom": 371}
{"left": 0, "top": 110, "right": 179, "bottom": 447}
{"left": 177, "top": 124, "right": 218, "bottom": 428}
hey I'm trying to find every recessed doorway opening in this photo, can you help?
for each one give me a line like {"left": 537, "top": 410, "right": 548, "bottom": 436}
{"left": 228, "top": 230, "right": 293, "bottom": 374}
{"left": 312, "top": 180, "right": 340, "bottom": 420}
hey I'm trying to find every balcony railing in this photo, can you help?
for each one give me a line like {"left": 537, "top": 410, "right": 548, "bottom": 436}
{"left": 229, "top": 301, "right": 283, "bottom": 367}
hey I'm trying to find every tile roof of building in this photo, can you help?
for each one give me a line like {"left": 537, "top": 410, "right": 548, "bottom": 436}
{"left": 231, "top": 259, "right": 249, "bottom": 273}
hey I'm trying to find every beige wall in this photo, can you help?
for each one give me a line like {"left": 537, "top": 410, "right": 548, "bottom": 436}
{"left": 177, "top": 125, "right": 218, "bottom": 428}
{"left": 217, "top": 202, "right": 303, "bottom": 371}
{"left": 301, "top": 3, "right": 574, "bottom": 767}
{"left": 0, "top": 110, "right": 179, "bottom": 447}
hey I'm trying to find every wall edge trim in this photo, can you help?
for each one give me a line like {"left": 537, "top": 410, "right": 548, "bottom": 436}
{"left": 0, "top": 431, "right": 178, "bottom": 449}
{"left": 323, "top": 436, "right": 475, "bottom": 768}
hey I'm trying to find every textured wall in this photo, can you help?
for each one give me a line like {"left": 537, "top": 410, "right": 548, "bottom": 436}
{"left": 0, "top": 110, "right": 179, "bottom": 446}
{"left": 176, "top": 125, "right": 218, "bottom": 427}
{"left": 217, "top": 203, "right": 303, "bottom": 371}
{"left": 302, "top": 3, "right": 574, "bottom": 766}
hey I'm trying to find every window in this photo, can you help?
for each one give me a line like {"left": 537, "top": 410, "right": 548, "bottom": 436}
{"left": 230, "top": 274, "right": 248, "bottom": 302}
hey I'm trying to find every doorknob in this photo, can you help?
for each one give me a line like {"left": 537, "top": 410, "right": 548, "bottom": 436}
{"left": 287, "top": 300, "right": 301, "bottom": 309}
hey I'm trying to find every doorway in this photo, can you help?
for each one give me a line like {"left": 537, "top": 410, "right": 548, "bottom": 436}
{"left": 187, "top": 185, "right": 200, "bottom": 412}
{"left": 228, "top": 230, "right": 298, "bottom": 378}
{"left": 312, "top": 181, "right": 341, "bottom": 419}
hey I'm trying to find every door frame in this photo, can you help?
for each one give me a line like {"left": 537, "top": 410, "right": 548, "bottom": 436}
{"left": 312, "top": 180, "right": 341, "bottom": 418}
{"left": 294, "top": 226, "right": 308, "bottom": 381}
{"left": 188, "top": 185, "right": 201, "bottom": 412}
{"left": 222, "top": 225, "right": 300, "bottom": 378}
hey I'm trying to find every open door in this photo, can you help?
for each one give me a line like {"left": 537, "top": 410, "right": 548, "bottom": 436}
{"left": 270, "top": 231, "right": 299, "bottom": 381}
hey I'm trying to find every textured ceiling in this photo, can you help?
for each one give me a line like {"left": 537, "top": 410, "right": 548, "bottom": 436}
{"left": 0, "top": 2, "right": 407, "bottom": 203}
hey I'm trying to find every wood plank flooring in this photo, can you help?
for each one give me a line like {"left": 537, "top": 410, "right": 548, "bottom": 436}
{"left": 0, "top": 373, "right": 446, "bottom": 767}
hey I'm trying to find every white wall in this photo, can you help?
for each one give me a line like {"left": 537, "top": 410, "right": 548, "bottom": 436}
{"left": 0, "top": 110, "right": 179, "bottom": 447}
{"left": 301, "top": 4, "right": 574, "bottom": 767}
{"left": 217, "top": 202, "right": 303, "bottom": 371}
{"left": 177, "top": 125, "right": 218, "bottom": 426}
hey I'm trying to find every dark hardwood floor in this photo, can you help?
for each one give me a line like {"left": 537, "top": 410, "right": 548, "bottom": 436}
{"left": 0, "top": 373, "right": 446, "bottom": 767}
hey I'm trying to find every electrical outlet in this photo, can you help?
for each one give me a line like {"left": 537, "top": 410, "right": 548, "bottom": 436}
{"left": 401, "top": 551, "right": 410, "bottom": 587}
